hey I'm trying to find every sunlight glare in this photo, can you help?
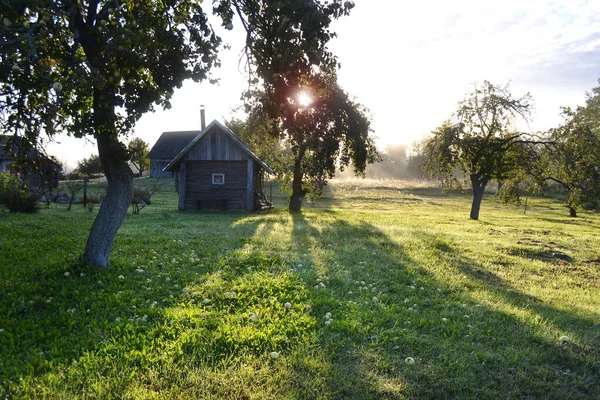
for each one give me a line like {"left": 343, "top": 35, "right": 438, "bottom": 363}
{"left": 297, "top": 91, "right": 312, "bottom": 107}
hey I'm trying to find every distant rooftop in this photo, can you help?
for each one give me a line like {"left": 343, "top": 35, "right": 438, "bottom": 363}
{"left": 147, "top": 130, "right": 201, "bottom": 159}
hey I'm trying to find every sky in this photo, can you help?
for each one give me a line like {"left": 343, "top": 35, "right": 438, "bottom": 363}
{"left": 47, "top": 0, "right": 600, "bottom": 169}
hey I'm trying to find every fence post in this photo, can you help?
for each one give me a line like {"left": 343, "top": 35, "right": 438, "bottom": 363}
{"left": 83, "top": 176, "right": 89, "bottom": 206}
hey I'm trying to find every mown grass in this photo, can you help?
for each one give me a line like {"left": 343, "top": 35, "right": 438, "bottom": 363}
{"left": 1, "top": 178, "right": 599, "bottom": 399}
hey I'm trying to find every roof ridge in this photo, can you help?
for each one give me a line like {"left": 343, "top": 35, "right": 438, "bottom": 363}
{"left": 163, "top": 120, "right": 273, "bottom": 174}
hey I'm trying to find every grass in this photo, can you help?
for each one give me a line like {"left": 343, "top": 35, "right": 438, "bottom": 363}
{"left": 1, "top": 178, "right": 599, "bottom": 399}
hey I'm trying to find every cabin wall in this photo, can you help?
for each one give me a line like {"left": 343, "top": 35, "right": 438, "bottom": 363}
{"left": 184, "top": 161, "right": 249, "bottom": 210}
{"left": 150, "top": 159, "right": 177, "bottom": 178}
{"left": 185, "top": 126, "right": 251, "bottom": 162}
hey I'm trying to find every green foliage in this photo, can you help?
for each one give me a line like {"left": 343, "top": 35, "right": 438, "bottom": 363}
{"left": 0, "top": 0, "right": 360, "bottom": 264}
{"left": 422, "top": 81, "right": 534, "bottom": 219}
{"left": 127, "top": 138, "right": 150, "bottom": 177}
{"left": 130, "top": 186, "right": 152, "bottom": 214}
{"left": 225, "top": 115, "right": 290, "bottom": 175}
{"left": 423, "top": 82, "right": 533, "bottom": 189}
{"left": 528, "top": 98, "right": 600, "bottom": 216}
{"left": 246, "top": 72, "right": 378, "bottom": 210}
{"left": 75, "top": 154, "right": 103, "bottom": 177}
{"left": 64, "top": 180, "right": 83, "bottom": 211}
{"left": 0, "top": 1, "right": 220, "bottom": 141}
{"left": 0, "top": 171, "right": 39, "bottom": 213}
{"left": 217, "top": 0, "right": 375, "bottom": 209}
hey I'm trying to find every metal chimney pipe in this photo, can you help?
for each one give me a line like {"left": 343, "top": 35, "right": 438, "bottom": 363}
{"left": 200, "top": 105, "right": 206, "bottom": 129}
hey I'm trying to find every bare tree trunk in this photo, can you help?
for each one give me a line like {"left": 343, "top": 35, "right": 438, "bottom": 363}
{"left": 470, "top": 175, "right": 487, "bottom": 221}
{"left": 569, "top": 206, "right": 577, "bottom": 218}
{"left": 82, "top": 134, "right": 133, "bottom": 268}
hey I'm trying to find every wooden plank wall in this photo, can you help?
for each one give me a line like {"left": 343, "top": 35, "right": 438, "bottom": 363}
{"left": 150, "top": 159, "right": 177, "bottom": 178}
{"left": 185, "top": 126, "right": 250, "bottom": 162}
{"left": 184, "top": 161, "right": 248, "bottom": 210}
{"left": 178, "top": 163, "right": 187, "bottom": 210}
{"left": 246, "top": 160, "right": 254, "bottom": 212}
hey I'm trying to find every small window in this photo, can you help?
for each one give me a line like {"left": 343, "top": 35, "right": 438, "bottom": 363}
{"left": 212, "top": 173, "right": 225, "bottom": 185}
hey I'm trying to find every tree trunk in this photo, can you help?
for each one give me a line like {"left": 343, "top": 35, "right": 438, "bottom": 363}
{"left": 567, "top": 190, "right": 577, "bottom": 217}
{"left": 289, "top": 165, "right": 305, "bottom": 212}
{"left": 289, "top": 145, "right": 307, "bottom": 212}
{"left": 470, "top": 175, "right": 487, "bottom": 220}
{"left": 82, "top": 134, "right": 133, "bottom": 268}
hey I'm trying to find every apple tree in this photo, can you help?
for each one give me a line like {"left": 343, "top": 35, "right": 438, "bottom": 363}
{"left": 75, "top": 154, "right": 103, "bottom": 177}
{"left": 223, "top": 0, "right": 377, "bottom": 211}
{"left": 530, "top": 107, "right": 600, "bottom": 217}
{"left": 422, "top": 81, "right": 533, "bottom": 220}
{"left": 1, "top": 0, "right": 359, "bottom": 267}
{"left": 1, "top": 1, "right": 221, "bottom": 267}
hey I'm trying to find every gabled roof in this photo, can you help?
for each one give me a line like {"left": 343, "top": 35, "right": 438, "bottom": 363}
{"left": 147, "top": 130, "right": 200, "bottom": 159}
{"left": 163, "top": 120, "right": 273, "bottom": 174}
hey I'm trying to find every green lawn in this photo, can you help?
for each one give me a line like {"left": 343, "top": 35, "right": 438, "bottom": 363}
{"left": 1, "top": 178, "right": 599, "bottom": 399}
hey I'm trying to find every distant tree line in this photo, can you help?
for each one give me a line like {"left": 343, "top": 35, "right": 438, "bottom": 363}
{"left": 334, "top": 143, "right": 425, "bottom": 181}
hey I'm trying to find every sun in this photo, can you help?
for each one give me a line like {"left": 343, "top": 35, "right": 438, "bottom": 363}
{"left": 297, "top": 91, "right": 312, "bottom": 107}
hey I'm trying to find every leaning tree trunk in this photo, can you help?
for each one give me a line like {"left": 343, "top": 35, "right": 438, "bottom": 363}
{"left": 289, "top": 146, "right": 307, "bottom": 212}
{"left": 82, "top": 133, "right": 133, "bottom": 268}
{"left": 470, "top": 175, "right": 488, "bottom": 221}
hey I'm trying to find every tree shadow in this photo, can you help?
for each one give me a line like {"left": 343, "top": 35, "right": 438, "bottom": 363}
{"left": 538, "top": 216, "right": 597, "bottom": 226}
{"left": 2, "top": 208, "right": 598, "bottom": 398}
{"left": 419, "top": 229, "right": 600, "bottom": 330}
{"left": 0, "top": 210, "right": 265, "bottom": 396}
{"left": 284, "top": 214, "right": 599, "bottom": 399}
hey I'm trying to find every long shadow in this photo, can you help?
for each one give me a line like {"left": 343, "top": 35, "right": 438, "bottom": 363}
{"left": 286, "top": 214, "right": 599, "bottom": 399}
{"left": 3, "top": 207, "right": 598, "bottom": 398}
{"left": 0, "top": 210, "right": 264, "bottom": 396}
{"left": 418, "top": 228, "right": 600, "bottom": 336}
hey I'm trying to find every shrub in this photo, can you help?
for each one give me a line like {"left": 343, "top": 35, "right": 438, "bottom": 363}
{"left": 0, "top": 171, "right": 39, "bottom": 213}
{"left": 86, "top": 195, "right": 101, "bottom": 212}
{"left": 131, "top": 187, "right": 152, "bottom": 214}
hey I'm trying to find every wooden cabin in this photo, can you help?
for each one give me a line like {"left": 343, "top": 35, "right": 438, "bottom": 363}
{"left": 147, "top": 130, "right": 199, "bottom": 178}
{"left": 163, "top": 120, "right": 273, "bottom": 212}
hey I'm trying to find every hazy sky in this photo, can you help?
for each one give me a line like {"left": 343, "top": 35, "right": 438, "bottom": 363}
{"left": 48, "top": 0, "right": 600, "bottom": 168}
